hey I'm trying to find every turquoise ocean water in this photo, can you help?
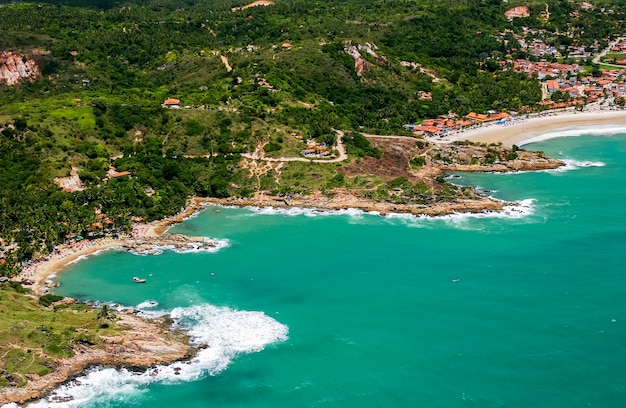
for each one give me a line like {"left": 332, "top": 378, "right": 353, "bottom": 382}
{"left": 17, "top": 129, "right": 626, "bottom": 407}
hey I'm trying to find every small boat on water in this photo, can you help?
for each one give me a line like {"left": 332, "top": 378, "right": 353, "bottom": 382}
{"left": 133, "top": 277, "right": 146, "bottom": 283}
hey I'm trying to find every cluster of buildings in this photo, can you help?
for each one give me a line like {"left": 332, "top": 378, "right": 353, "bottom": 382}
{"left": 509, "top": 55, "right": 626, "bottom": 106}
{"left": 497, "top": 28, "right": 600, "bottom": 60}
{"left": 544, "top": 69, "right": 626, "bottom": 103}
{"left": 407, "top": 112, "right": 511, "bottom": 137}
{"left": 293, "top": 133, "right": 333, "bottom": 158}
{"left": 512, "top": 59, "right": 581, "bottom": 79}
{"left": 606, "top": 38, "right": 626, "bottom": 65}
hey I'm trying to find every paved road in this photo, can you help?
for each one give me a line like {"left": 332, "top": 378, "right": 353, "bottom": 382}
{"left": 593, "top": 37, "right": 626, "bottom": 68}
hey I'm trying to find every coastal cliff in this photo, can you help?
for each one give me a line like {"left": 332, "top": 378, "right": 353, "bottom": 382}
{"left": 0, "top": 310, "right": 194, "bottom": 405}
{"left": 0, "top": 51, "right": 40, "bottom": 86}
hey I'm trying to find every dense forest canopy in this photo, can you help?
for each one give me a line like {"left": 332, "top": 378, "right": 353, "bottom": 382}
{"left": 1, "top": 0, "right": 625, "bottom": 273}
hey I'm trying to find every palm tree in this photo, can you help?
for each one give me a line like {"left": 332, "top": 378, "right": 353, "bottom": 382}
{"left": 97, "top": 304, "right": 115, "bottom": 321}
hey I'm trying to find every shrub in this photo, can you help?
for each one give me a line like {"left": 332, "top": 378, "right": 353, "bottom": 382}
{"left": 39, "top": 294, "right": 64, "bottom": 307}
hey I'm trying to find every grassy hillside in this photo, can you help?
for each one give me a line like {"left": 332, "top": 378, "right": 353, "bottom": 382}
{"left": 0, "top": 283, "right": 117, "bottom": 387}
{"left": 1, "top": 0, "right": 625, "bottom": 272}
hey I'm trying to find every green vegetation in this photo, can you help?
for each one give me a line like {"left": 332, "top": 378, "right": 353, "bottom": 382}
{"left": 1, "top": 0, "right": 625, "bottom": 273}
{"left": 343, "top": 132, "right": 381, "bottom": 159}
{"left": 410, "top": 156, "right": 426, "bottom": 169}
{"left": 0, "top": 284, "right": 117, "bottom": 387}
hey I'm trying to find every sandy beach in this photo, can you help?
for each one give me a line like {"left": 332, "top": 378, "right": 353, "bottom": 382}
{"left": 14, "top": 110, "right": 626, "bottom": 292}
{"left": 15, "top": 197, "right": 210, "bottom": 296}
{"left": 435, "top": 109, "right": 626, "bottom": 147}
{"left": 18, "top": 238, "right": 131, "bottom": 296}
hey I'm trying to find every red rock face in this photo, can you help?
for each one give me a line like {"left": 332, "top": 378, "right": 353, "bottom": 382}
{"left": 0, "top": 51, "right": 41, "bottom": 86}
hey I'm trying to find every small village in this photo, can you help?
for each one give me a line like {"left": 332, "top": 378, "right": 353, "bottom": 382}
{"left": 409, "top": 3, "right": 626, "bottom": 139}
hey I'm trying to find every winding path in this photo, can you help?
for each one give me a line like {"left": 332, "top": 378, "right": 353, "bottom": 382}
{"left": 241, "top": 130, "right": 348, "bottom": 163}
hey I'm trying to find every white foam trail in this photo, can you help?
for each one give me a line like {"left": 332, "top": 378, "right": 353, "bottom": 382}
{"left": 66, "top": 254, "right": 89, "bottom": 265}
{"left": 470, "top": 159, "right": 605, "bottom": 176}
{"left": 384, "top": 199, "right": 534, "bottom": 223}
{"left": 245, "top": 205, "right": 376, "bottom": 218}
{"left": 26, "top": 304, "right": 288, "bottom": 407}
{"left": 550, "top": 159, "right": 605, "bottom": 173}
{"left": 136, "top": 300, "right": 159, "bottom": 309}
{"left": 243, "top": 197, "right": 534, "bottom": 223}
{"left": 519, "top": 124, "right": 626, "bottom": 146}
{"left": 130, "top": 238, "right": 230, "bottom": 256}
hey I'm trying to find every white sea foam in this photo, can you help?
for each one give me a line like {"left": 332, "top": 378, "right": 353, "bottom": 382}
{"left": 65, "top": 247, "right": 118, "bottom": 266}
{"left": 549, "top": 159, "right": 605, "bottom": 173}
{"left": 240, "top": 199, "right": 535, "bottom": 224}
{"left": 136, "top": 300, "right": 159, "bottom": 309}
{"left": 245, "top": 205, "right": 375, "bottom": 218}
{"left": 384, "top": 199, "right": 535, "bottom": 224}
{"left": 65, "top": 254, "right": 89, "bottom": 265}
{"left": 518, "top": 124, "right": 626, "bottom": 146}
{"left": 470, "top": 158, "right": 606, "bottom": 176}
{"left": 129, "top": 238, "right": 230, "bottom": 256}
{"left": 26, "top": 304, "right": 288, "bottom": 407}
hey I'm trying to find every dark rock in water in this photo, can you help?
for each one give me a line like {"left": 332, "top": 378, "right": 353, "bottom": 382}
{"left": 198, "top": 344, "right": 210, "bottom": 349}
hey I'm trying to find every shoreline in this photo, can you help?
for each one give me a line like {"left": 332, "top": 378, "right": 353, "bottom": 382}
{"left": 15, "top": 111, "right": 626, "bottom": 291}
{"left": 4, "top": 111, "right": 625, "bottom": 404}
{"left": 0, "top": 312, "right": 195, "bottom": 405}
{"left": 15, "top": 196, "right": 213, "bottom": 297}
{"left": 430, "top": 109, "right": 626, "bottom": 147}
{"left": 196, "top": 190, "right": 506, "bottom": 217}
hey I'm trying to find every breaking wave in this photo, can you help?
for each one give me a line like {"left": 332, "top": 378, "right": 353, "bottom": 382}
{"left": 129, "top": 238, "right": 230, "bottom": 256}
{"left": 549, "top": 159, "right": 605, "bottom": 173}
{"left": 245, "top": 206, "right": 375, "bottom": 218}
{"left": 24, "top": 304, "right": 288, "bottom": 407}
{"left": 240, "top": 199, "right": 534, "bottom": 222}
{"left": 384, "top": 198, "right": 535, "bottom": 223}
{"left": 519, "top": 124, "right": 626, "bottom": 146}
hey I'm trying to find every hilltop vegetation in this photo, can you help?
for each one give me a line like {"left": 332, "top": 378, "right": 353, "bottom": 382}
{"left": 0, "top": 283, "right": 114, "bottom": 387}
{"left": 1, "top": 0, "right": 625, "bottom": 273}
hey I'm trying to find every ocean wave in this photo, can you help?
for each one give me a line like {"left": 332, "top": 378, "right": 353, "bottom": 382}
{"left": 519, "top": 124, "right": 626, "bottom": 146}
{"left": 244, "top": 205, "right": 375, "bottom": 218}
{"left": 472, "top": 159, "right": 606, "bottom": 176}
{"left": 129, "top": 238, "right": 230, "bottom": 256}
{"left": 384, "top": 199, "right": 534, "bottom": 223}
{"left": 136, "top": 300, "right": 159, "bottom": 309}
{"left": 25, "top": 304, "right": 288, "bottom": 407}
{"left": 236, "top": 200, "right": 535, "bottom": 224}
{"left": 548, "top": 159, "right": 605, "bottom": 173}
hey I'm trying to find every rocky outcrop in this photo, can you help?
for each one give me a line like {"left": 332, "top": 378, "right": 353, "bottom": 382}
{"left": 127, "top": 234, "right": 213, "bottom": 254}
{"left": 0, "top": 312, "right": 194, "bottom": 405}
{"left": 344, "top": 44, "right": 371, "bottom": 77}
{"left": 429, "top": 143, "right": 564, "bottom": 172}
{"left": 199, "top": 190, "right": 505, "bottom": 217}
{"left": 0, "top": 51, "right": 40, "bottom": 86}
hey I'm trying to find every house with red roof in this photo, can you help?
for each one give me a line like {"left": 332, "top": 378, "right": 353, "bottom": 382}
{"left": 546, "top": 80, "right": 560, "bottom": 93}
{"left": 163, "top": 98, "right": 180, "bottom": 108}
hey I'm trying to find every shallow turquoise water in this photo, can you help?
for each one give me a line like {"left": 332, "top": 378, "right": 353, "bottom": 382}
{"left": 31, "top": 132, "right": 626, "bottom": 407}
